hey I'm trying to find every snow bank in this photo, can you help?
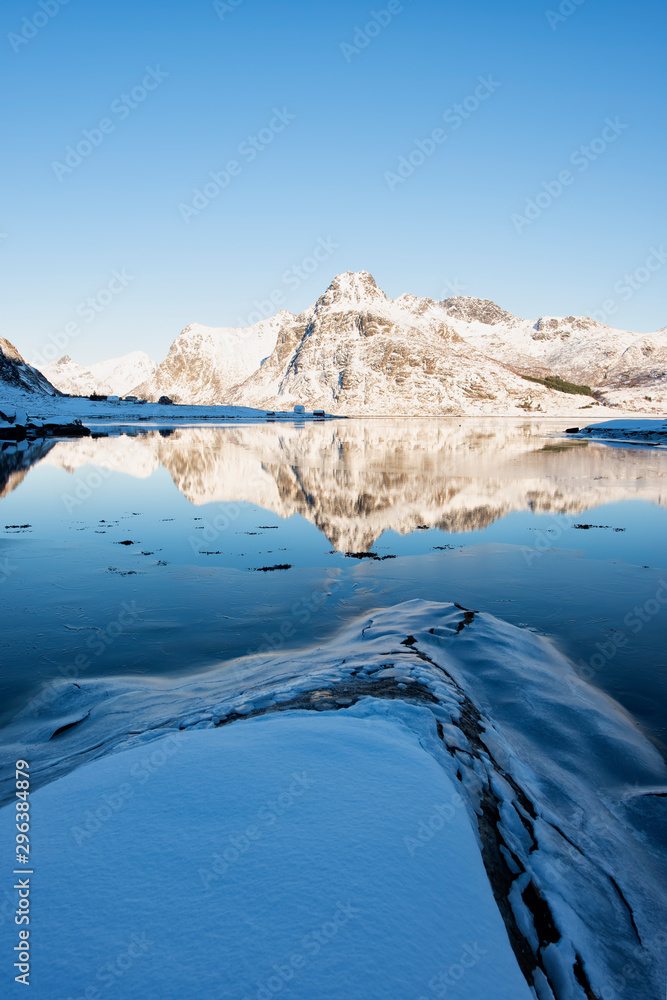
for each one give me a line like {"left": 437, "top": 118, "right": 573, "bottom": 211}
{"left": 3, "top": 601, "right": 665, "bottom": 999}
{"left": 574, "top": 418, "right": 667, "bottom": 443}
{"left": 0, "top": 707, "right": 533, "bottom": 999}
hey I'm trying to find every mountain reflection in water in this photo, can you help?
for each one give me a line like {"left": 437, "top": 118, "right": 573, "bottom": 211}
{"left": 4, "top": 417, "right": 665, "bottom": 551}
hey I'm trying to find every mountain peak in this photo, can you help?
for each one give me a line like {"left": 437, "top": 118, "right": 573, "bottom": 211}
{"left": 0, "top": 337, "right": 24, "bottom": 363}
{"left": 440, "top": 297, "right": 515, "bottom": 326}
{"left": 316, "top": 271, "right": 387, "bottom": 311}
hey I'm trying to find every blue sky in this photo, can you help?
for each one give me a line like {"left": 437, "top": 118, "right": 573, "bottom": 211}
{"left": 1, "top": 0, "right": 665, "bottom": 364}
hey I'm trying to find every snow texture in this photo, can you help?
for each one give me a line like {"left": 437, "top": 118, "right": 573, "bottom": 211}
{"left": 0, "top": 386, "right": 331, "bottom": 428}
{"left": 130, "top": 314, "right": 290, "bottom": 405}
{"left": 0, "top": 708, "right": 533, "bottom": 1000}
{"left": 4, "top": 600, "right": 665, "bottom": 1000}
{"left": 131, "top": 272, "right": 667, "bottom": 414}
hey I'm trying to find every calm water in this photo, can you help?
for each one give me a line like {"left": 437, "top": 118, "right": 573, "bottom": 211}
{"left": 2, "top": 417, "right": 667, "bottom": 750}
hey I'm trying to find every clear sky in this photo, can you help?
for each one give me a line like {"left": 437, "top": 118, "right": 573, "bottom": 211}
{"left": 1, "top": 0, "right": 665, "bottom": 365}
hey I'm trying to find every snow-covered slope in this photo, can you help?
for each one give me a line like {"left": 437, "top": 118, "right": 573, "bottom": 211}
{"left": 0, "top": 337, "right": 61, "bottom": 398}
{"left": 451, "top": 300, "right": 667, "bottom": 390}
{"left": 131, "top": 314, "right": 290, "bottom": 404}
{"left": 227, "top": 273, "right": 603, "bottom": 415}
{"left": 43, "top": 351, "right": 157, "bottom": 397}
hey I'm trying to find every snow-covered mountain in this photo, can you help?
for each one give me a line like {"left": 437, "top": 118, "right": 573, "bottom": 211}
{"left": 136, "top": 272, "right": 666, "bottom": 414}
{"left": 131, "top": 315, "right": 289, "bottom": 404}
{"left": 447, "top": 299, "right": 667, "bottom": 390}
{"left": 227, "top": 273, "right": 597, "bottom": 415}
{"left": 43, "top": 351, "right": 157, "bottom": 398}
{"left": 7, "top": 272, "right": 666, "bottom": 415}
{"left": 0, "top": 337, "right": 61, "bottom": 398}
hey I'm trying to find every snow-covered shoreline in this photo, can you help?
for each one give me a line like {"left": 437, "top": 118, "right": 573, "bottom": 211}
{"left": 1, "top": 388, "right": 654, "bottom": 429}
{"left": 569, "top": 418, "right": 667, "bottom": 444}
{"left": 0, "top": 394, "right": 337, "bottom": 434}
{"left": 3, "top": 600, "right": 665, "bottom": 1000}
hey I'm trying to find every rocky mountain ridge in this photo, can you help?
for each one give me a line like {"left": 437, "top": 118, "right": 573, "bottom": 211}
{"left": 131, "top": 314, "right": 290, "bottom": 405}
{"left": 135, "top": 272, "right": 667, "bottom": 414}
{"left": 5, "top": 272, "right": 666, "bottom": 415}
{"left": 0, "top": 337, "right": 61, "bottom": 397}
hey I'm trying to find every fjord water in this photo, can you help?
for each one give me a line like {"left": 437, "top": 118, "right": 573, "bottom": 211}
{"left": 1, "top": 417, "right": 667, "bottom": 751}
